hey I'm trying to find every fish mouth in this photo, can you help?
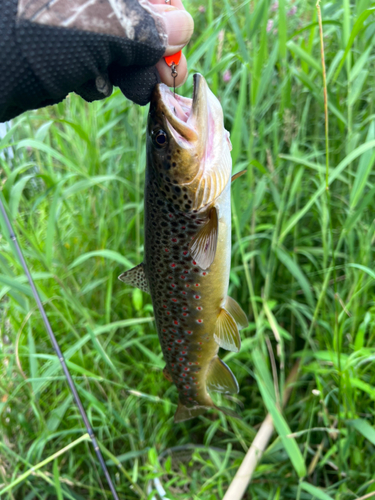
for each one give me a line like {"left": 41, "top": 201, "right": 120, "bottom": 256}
{"left": 154, "top": 73, "right": 209, "bottom": 144}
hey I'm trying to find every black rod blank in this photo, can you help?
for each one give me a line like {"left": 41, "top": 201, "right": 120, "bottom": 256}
{"left": 0, "top": 198, "right": 120, "bottom": 500}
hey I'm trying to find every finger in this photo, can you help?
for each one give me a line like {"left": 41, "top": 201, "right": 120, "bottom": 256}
{"left": 152, "top": 5, "right": 194, "bottom": 55}
{"left": 156, "top": 52, "right": 188, "bottom": 88}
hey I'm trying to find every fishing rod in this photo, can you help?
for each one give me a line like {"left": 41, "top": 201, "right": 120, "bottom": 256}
{"left": 0, "top": 197, "right": 121, "bottom": 500}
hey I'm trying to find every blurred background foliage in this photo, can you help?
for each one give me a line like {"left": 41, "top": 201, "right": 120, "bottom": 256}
{"left": 2, "top": 0, "right": 375, "bottom": 498}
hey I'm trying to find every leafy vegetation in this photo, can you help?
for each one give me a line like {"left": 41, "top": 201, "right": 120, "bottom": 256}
{"left": 1, "top": 0, "right": 375, "bottom": 498}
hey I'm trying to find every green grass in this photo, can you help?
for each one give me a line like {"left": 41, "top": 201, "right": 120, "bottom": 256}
{"left": 2, "top": 0, "right": 375, "bottom": 498}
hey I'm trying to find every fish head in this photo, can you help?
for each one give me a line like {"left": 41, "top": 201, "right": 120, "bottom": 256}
{"left": 147, "top": 74, "right": 232, "bottom": 211}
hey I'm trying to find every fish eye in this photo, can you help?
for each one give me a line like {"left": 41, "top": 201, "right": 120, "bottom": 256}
{"left": 153, "top": 130, "right": 168, "bottom": 148}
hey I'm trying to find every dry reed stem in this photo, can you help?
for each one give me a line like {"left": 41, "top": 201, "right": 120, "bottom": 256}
{"left": 222, "top": 361, "right": 300, "bottom": 500}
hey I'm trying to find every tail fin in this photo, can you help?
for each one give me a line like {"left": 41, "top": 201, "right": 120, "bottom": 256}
{"left": 173, "top": 400, "right": 241, "bottom": 423}
{"left": 174, "top": 400, "right": 208, "bottom": 423}
{"left": 214, "top": 405, "right": 242, "bottom": 420}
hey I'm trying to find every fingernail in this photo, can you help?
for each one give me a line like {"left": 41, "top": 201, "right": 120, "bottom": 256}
{"left": 163, "top": 9, "right": 194, "bottom": 49}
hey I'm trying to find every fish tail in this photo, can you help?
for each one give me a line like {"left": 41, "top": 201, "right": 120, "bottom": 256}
{"left": 214, "top": 405, "right": 241, "bottom": 420}
{"left": 174, "top": 400, "right": 209, "bottom": 423}
{"left": 173, "top": 400, "right": 241, "bottom": 423}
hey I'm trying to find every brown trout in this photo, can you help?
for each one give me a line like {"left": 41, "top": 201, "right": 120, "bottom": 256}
{"left": 119, "top": 74, "right": 248, "bottom": 422}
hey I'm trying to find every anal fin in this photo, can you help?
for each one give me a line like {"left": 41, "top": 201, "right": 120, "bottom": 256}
{"left": 118, "top": 263, "right": 149, "bottom": 293}
{"left": 225, "top": 296, "right": 248, "bottom": 330}
{"left": 213, "top": 308, "right": 241, "bottom": 352}
{"left": 207, "top": 356, "right": 239, "bottom": 394}
{"left": 189, "top": 207, "right": 218, "bottom": 270}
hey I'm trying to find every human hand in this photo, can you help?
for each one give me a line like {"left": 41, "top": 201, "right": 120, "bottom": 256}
{"left": 0, "top": 0, "right": 194, "bottom": 121}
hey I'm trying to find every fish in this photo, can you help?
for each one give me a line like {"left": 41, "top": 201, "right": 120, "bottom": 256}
{"left": 119, "top": 73, "right": 248, "bottom": 422}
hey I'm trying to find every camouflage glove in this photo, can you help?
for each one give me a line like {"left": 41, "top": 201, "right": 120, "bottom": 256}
{"left": 0, "top": 0, "right": 193, "bottom": 122}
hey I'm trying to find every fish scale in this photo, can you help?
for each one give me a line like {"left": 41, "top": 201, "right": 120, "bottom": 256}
{"left": 119, "top": 74, "right": 248, "bottom": 422}
{"left": 145, "top": 170, "right": 219, "bottom": 408}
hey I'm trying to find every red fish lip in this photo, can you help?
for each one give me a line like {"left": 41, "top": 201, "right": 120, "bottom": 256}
{"left": 154, "top": 74, "right": 207, "bottom": 142}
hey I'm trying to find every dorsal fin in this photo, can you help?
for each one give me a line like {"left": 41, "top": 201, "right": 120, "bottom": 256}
{"left": 118, "top": 263, "right": 149, "bottom": 293}
{"left": 225, "top": 296, "right": 248, "bottom": 330}
{"left": 213, "top": 309, "right": 241, "bottom": 352}
{"left": 188, "top": 206, "right": 218, "bottom": 270}
{"left": 231, "top": 169, "right": 246, "bottom": 183}
{"left": 207, "top": 356, "right": 239, "bottom": 394}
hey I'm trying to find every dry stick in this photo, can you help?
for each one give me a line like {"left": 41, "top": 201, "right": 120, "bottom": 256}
{"left": 222, "top": 361, "right": 300, "bottom": 500}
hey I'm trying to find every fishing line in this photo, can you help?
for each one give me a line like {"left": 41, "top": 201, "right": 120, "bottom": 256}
{"left": 0, "top": 197, "right": 121, "bottom": 500}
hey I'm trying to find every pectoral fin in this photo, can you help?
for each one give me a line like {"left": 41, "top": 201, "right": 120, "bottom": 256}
{"left": 213, "top": 309, "right": 241, "bottom": 352}
{"left": 225, "top": 296, "right": 248, "bottom": 330}
{"left": 231, "top": 169, "right": 246, "bottom": 183}
{"left": 118, "top": 263, "right": 149, "bottom": 293}
{"left": 189, "top": 207, "right": 218, "bottom": 270}
{"left": 207, "top": 356, "right": 239, "bottom": 394}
